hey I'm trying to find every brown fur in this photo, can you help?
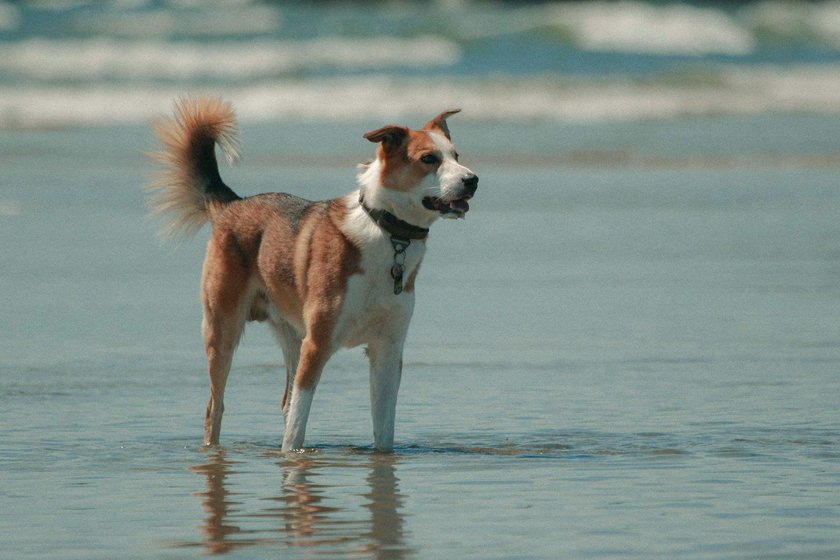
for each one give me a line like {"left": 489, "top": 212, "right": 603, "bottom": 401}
{"left": 368, "top": 128, "right": 443, "bottom": 192}
{"left": 147, "top": 96, "right": 240, "bottom": 239}
{"left": 148, "top": 98, "right": 472, "bottom": 449}
{"left": 149, "top": 97, "right": 364, "bottom": 444}
{"left": 403, "top": 258, "right": 423, "bottom": 294}
{"left": 423, "top": 109, "right": 461, "bottom": 139}
{"left": 198, "top": 198, "right": 363, "bottom": 442}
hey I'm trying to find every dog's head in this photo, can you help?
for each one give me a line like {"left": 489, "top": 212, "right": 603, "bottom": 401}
{"left": 360, "top": 110, "right": 478, "bottom": 225}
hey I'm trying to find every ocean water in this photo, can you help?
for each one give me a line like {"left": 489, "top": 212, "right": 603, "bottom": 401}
{"left": 3, "top": 115, "right": 840, "bottom": 559}
{"left": 5, "top": 0, "right": 840, "bottom": 126}
{"left": 3, "top": 1, "right": 840, "bottom": 559}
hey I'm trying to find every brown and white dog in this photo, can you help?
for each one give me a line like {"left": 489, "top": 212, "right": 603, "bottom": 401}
{"left": 148, "top": 97, "right": 478, "bottom": 451}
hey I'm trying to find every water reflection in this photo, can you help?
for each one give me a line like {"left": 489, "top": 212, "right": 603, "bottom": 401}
{"left": 188, "top": 450, "right": 245, "bottom": 554}
{"left": 188, "top": 449, "right": 411, "bottom": 557}
{"left": 363, "top": 455, "right": 407, "bottom": 558}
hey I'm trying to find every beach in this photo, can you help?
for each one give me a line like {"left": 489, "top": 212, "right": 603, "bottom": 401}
{"left": 3, "top": 116, "right": 840, "bottom": 558}
{"left": 2, "top": 1, "right": 840, "bottom": 558}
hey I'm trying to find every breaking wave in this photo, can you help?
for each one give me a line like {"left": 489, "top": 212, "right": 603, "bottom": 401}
{"left": 5, "top": 66, "right": 840, "bottom": 128}
{"left": 5, "top": 1, "right": 840, "bottom": 127}
{"left": 0, "top": 37, "right": 460, "bottom": 82}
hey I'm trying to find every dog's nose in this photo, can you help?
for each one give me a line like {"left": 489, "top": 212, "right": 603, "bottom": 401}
{"left": 462, "top": 174, "right": 478, "bottom": 196}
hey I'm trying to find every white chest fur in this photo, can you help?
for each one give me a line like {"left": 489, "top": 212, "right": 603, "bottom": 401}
{"left": 334, "top": 197, "right": 424, "bottom": 348}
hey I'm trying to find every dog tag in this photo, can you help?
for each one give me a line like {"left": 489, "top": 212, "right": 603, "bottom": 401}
{"left": 391, "top": 264, "right": 404, "bottom": 295}
{"left": 389, "top": 237, "right": 410, "bottom": 295}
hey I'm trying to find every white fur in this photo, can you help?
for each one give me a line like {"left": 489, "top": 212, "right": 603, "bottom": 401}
{"left": 367, "top": 334, "right": 406, "bottom": 450}
{"left": 428, "top": 130, "right": 476, "bottom": 214}
{"left": 276, "top": 193, "right": 422, "bottom": 452}
{"left": 278, "top": 132, "right": 471, "bottom": 452}
{"left": 338, "top": 183, "right": 424, "bottom": 351}
{"left": 282, "top": 387, "right": 314, "bottom": 451}
{"left": 356, "top": 160, "right": 437, "bottom": 228}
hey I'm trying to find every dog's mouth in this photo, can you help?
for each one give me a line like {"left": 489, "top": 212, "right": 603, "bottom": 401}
{"left": 422, "top": 195, "right": 472, "bottom": 218}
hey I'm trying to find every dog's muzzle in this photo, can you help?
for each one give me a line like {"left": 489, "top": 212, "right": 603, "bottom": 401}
{"left": 423, "top": 174, "right": 478, "bottom": 218}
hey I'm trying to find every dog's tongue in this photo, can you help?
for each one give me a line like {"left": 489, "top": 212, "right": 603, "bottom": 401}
{"left": 449, "top": 199, "right": 470, "bottom": 214}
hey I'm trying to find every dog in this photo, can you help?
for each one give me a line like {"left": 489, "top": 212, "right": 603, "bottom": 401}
{"left": 148, "top": 97, "right": 478, "bottom": 451}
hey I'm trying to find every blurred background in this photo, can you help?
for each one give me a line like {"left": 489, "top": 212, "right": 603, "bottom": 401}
{"left": 2, "top": 0, "right": 840, "bottom": 129}
{"left": 4, "top": 4, "right": 840, "bottom": 558}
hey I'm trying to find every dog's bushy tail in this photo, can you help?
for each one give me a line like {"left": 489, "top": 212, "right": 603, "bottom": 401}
{"left": 147, "top": 96, "right": 241, "bottom": 239}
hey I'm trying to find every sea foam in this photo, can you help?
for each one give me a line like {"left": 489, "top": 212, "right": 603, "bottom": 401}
{"left": 4, "top": 67, "right": 840, "bottom": 128}
{"left": 0, "top": 37, "right": 460, "bottom": 81}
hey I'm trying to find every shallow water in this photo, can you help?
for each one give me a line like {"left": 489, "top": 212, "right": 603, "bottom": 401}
{"left": 2, "top": 117, "right": 840, "bottom": 559}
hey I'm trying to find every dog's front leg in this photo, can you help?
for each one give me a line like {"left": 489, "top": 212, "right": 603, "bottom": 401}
{"left": 282, "top": 337, "right": 329, "bottom": 452}
{"left": 367, "top": 335, "right": 407, "bottom": 452}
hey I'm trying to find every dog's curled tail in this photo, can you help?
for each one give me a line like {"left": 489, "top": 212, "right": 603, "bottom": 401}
{"left": 147, "top": 96, "right": 241, "bottom": 239}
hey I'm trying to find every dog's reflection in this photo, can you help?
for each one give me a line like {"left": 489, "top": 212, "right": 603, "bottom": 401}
{"left": 189, "top": 449, "right": 410, "bottom": 557}
{"left": 189, "top": 450, "right": 245, "bottom": 554}
{"left": 362, "top": 454, "right": 407, "bottom": 557}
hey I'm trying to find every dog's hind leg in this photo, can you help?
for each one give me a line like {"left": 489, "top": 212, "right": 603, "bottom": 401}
{"left": 201, "top": 239, "right": 251, "bottom": 446}
{"left": 270, "top": 319, "right": 302, "bottom": 425}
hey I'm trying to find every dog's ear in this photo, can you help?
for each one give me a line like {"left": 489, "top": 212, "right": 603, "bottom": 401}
{"left": 363, "top": 126, "right": 408, "bottom": 153}
{"left": 423, "top": 109, "right": 461, "bottom": 140}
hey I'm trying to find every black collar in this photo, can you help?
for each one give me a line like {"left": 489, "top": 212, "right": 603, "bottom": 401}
{"left": 359, "top": 193, "right": 429, "bottom": 241}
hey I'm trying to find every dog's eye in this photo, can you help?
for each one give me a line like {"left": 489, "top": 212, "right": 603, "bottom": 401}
{"left": 420, "top": 154, "right": 440, "bottom": 165}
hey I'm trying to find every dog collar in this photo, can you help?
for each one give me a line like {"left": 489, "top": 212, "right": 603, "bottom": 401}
{"left": 359, "top": 192, "right": 428, "bottom": 294}
{"left": 358, "top": 193, "right": 429, "bottom": 241}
